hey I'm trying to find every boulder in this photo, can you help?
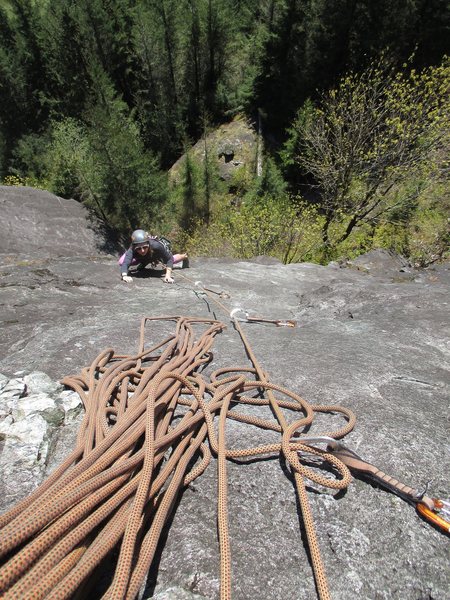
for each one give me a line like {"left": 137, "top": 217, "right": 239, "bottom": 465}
{"left": 0, "top": 371, "right": 82, "bottom": 507}
{"left": 344, "top": 248, "right": 412, "bottom": 276}
{"left": 168, "top": 117, "right": 257, "bottom": 184}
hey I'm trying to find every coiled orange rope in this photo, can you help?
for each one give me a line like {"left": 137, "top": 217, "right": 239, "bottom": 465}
{"left": 0, "top": 315, "right": 355, "bottom": 600}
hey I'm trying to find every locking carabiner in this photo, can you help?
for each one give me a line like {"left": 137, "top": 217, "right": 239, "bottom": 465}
{"left": 230, "top": 308, "right": 296, "bottom": 327}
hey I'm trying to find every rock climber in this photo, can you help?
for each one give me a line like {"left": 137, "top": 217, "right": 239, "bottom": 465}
{"left": 119, "top": 229, "right": 188, "bottom": 284}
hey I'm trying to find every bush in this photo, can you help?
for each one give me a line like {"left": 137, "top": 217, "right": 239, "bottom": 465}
{"left": 44, "top": 119, "right": 102, "bottom": 203}
{"left": 406, "top": 181, "right": 450, "bottom": 266}
{"left": 2, "top": 174, "right": 49, "bottom": 190}
{"left": 328, "top": 169, "right": 449, "bottom": 266}
{"left": 181, "top": 196, "right": 324, "bottom": 264}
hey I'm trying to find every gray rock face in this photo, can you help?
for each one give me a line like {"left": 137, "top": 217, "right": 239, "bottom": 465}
{"left": 0, "top": 371, "right": 82, "bottom": 509}
{"left": 0, "top": 186, "right": 449, "bottom": 600}
{"left": 344, "top": 248, "right": 412, "bottom": 275}
{"left": 0, "top": 185, "right": 118, "bottom": 257}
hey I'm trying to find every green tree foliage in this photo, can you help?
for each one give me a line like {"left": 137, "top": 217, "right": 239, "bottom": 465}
{"left": 1, "top": 0, "right": 447, "bottom": 163}
{"left": 169, "top": 133, "right": 223, "bottom": 232}
{"left": 288, "top": 57, "right": 450, "bottom": 253}
{"left": 9, "top": 130, "right": 52, "bottom": 183}
{"left": 254, "top": 0, "right": 450, "bottom": 130}
{"left": 182, "top": 195, "right": 324, "bottom": 264}
{"left": 1, "top": 0, "right": 448, "bottom": 152}
{"left": 16, "top": 83, "right": 168, "bottom": 236}
{"left": 83, "top": 76, "right": 167, "bottom": 232}
{"left": 132, "top": 0, "right": 185, "bottom": 164}
{"left": 178, "top": 151, "right": 204, "bottom": 229}
{"left": 0, "top": 127, "right": 5, "bottom": 177}
{"left": 38, "top": 2, "right": 94, "bottom": 118}
{"left": 60, "top": 0, "right": 138, "bottom": 107}
{"left": 0, "top": 0, "right": 46, "bottom": 152}
{"left": 250, "top": 156, "right": 287, "bottom": 200}
{"left": 0, "top": 0, "right": 448, "bottom": 263}
{"left": 44, "top": 119, "right": 102, "bottom": 213}
{"left": 131, "top": 0, "right": 240, "bottom": 164}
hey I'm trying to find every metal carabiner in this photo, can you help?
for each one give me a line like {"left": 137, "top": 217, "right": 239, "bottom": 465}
{"left": 194, "top": 281, "right": 207, "bottom": 296}
{"left": 416, "top": 498, "right": 450, "bottom": 534}
{"left": 195, "top": 281, "right": 231, "bottom": 299}
{"left": 230, "top": 307, "right": 249, "bottom": 323}
{"left": 296, "top": 437, "right": 450, "bottom": 535}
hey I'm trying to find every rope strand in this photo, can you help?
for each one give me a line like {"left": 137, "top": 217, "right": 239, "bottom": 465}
{"left": 0, "top": 310, "right": 355, "bottom": 600}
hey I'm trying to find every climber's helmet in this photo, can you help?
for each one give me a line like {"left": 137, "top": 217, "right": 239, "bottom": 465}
{"left": 131, "top": 229, "right": 149, "bottom": 249}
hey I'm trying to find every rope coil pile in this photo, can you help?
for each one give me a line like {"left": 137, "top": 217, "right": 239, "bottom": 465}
{"left": 0, "top": 315, "right": 356, "bottom": 600}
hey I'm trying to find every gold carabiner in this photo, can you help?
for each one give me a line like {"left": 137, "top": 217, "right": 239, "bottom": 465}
{"left": 416, "top": 499, "right": 450, "bottom": 534}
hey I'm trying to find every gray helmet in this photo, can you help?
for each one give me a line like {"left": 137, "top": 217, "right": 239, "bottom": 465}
{"left": 131, "top": 229, "right": 149, "bottom": 247}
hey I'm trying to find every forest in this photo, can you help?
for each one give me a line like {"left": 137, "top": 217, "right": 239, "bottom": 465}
{"left": 0, "top": 0, "right": 449, "bottom": 264}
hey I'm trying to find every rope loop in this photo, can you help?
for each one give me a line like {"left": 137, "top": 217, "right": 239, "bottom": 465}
{"left": 0, "top": 290, "right": 356, "bottom": 600}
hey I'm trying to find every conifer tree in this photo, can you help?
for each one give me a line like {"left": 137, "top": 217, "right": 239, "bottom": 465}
{"left": 0, "top": 0, "right": 46, "bottom": 150}
{"left": 82, "top": 66, "right": 167, "bottom": 232}
{"left": 132, "top": 0, "right": 185, "bottom": 165}
{"left": 38, "top": 1, "right": 91, "bottom": 118}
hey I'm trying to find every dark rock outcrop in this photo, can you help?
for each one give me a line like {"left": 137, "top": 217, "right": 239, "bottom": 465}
{"left": 0, "top": 186, "right": 449, "bottom": 599}
{"left": 168, "top": 117, "right": 257, "bottom": 183}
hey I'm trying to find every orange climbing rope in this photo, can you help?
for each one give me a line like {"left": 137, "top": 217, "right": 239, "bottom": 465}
{"left": 0, "top": 300, "right": 356, "bottom": 599}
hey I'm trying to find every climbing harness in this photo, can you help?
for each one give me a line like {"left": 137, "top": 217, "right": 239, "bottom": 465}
{"left": 299, "top": 437, "right": 450, "bottom": 534}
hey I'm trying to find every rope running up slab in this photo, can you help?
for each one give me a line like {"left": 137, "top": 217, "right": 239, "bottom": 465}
{"left": 0, "top": 315, "right": 355, "bottom": 600}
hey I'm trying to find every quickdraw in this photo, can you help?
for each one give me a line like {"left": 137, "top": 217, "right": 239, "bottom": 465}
{"left": 230, "top": 307, "right": 297, "bottom": 328}
{"left": 194, "top": 280, "right": 231, "bottom": 299}
{"left": 298, "top": 436, "right": 450, "bottom": 534}
{"left": 187, "top": 272, "right": 449, "bottom": 536}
